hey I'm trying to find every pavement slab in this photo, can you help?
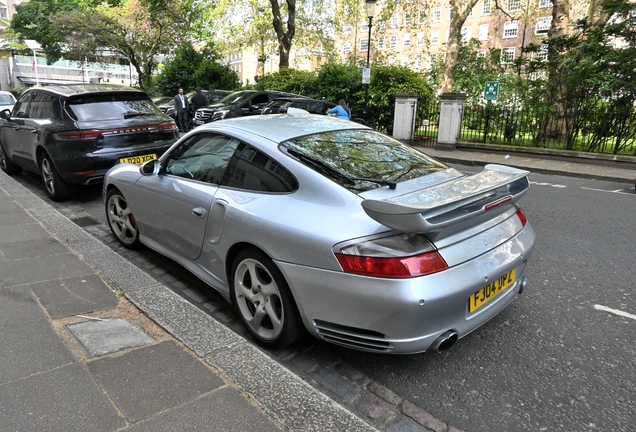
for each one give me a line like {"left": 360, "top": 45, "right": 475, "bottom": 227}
{"left": 0, "top": 318, "right": 76, "bottom": 383}
{"left": 0, "top": 253, "right": 96, "bottom": 288}
{"left": 66, "top": 318, "right": 154, "bottom": 358}
{"left": 0, "top": 286, "right": 42, "bottom": 326}
{"left": 86, "top": 340, "right": 225, "bottom": 423}
{"left": 123, "top": 386, "right": 283, "bottom": 432}
{"left": 0, "top": 363, "right": 126, "bottom": 432}
{"left": 0, "top": 237, "right": 70, "bottom": 260}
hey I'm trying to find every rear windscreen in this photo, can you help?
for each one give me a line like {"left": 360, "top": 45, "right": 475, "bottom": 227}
{"left": 66, "top": 93, "right": 161, "bottom": 121}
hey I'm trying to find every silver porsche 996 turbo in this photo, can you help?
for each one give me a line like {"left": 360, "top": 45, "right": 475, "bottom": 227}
{"left": 103, "top": 114, "right": 536, "bottom": 354}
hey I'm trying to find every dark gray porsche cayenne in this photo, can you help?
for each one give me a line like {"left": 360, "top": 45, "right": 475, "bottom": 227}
{"left": 0, "top": 84, "right": 178, "bottom": 201}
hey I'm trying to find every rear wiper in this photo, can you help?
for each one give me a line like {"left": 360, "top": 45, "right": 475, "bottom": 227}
{"left": 286, "top": 149, "right": 396, "bottom": 189}
{"left": 123, "top": 111, "right": 154, "bottom": 118}
{"left": 349, "top": 176, "right": 397, "bottom": 189}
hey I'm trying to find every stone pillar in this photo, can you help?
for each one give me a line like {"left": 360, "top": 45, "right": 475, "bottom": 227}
{"left": 435, "top": 93, "right": 467, "bottom": 151}
{"left": 392, "top": 93, "right": 418, "bottom": 141}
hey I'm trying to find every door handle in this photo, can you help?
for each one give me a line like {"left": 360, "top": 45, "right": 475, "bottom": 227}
{"left": 192, "top": 207, "right": 206, "bottom": 218}
{"left": 13, "top": 126, "right": 20, "bottom": 130}
{"left": 30, "top": 129, "right": 38, "bottom": 134}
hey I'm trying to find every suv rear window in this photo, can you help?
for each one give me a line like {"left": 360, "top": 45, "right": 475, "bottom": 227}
{"left": 282, "top": 129, "right": 446, "bottom": 191}
{"left": 66, "top": 93, "right": 160, "bottom": 121}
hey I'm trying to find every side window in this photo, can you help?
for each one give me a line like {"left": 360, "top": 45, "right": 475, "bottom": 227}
{"left": 13, "top": 92, "right": 33, "bottom": 118}
{"left": 27, "top": 92, "right": 55, "bottom": 119}
{"left": 249, "top": 94, "right": 269, "bottom": 111}
{"left": 164, "top": 133, "right": 240, "bottom": 184}
{"left": 221, "top": 142, "right": 298, "bottom": 192}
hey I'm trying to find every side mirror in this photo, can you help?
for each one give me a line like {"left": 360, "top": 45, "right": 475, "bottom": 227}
{"left": 140, "top": 159, "right": 160, "bottom": 176}
{"left": 0, "top": 109, "right": 10, "bottom": 120}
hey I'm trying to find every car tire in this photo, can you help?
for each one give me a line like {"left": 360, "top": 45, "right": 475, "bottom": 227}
{"left": 105, "top": 188, "right": 142, "bottom": 250}
{"left": 231, "top": 248, "right": 305, "bottom": 349}
{"left": 0, "top": 142, "right": 23, "bottom": 175}
{"left": 40, "top": 153, "right": 76, "bottom": 201}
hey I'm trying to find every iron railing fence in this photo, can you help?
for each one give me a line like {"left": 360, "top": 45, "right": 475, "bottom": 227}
{"left": 412, "top": 99, "right": 636, "bottom": 155}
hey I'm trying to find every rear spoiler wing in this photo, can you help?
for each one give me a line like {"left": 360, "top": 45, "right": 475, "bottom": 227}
{"left": 361, "top": 164, "right": 530, "bottom": 233}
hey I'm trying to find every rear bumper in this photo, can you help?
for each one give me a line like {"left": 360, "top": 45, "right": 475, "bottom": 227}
{"left": 277, "top": 223, "right": 536, "bottom": 354}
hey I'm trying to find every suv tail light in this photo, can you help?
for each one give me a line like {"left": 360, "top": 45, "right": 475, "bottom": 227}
{"left": 55, "top": 122, "right": 177, "bottom": 140}
{"left": 334, "top": 233, "right": 448, "bottom": 279}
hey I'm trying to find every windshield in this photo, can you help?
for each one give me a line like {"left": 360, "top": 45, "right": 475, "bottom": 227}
{"left": 282, "top": 129, "right": 447, "bottom": 192}
{"left": 0, "top": 94, "right": 15, "bottom": 105}
{"left": 217, "top": 91, "right": 254, "bottom": 105}
{"left": 66, "top": 93, "right": 161, "bottom": 121}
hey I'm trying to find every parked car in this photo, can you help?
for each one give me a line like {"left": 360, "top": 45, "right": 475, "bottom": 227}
{"left": 193, "top": 90, "right": 306, "bottom": 125}
{"left": 0, "top": 91, "right": 17, "bottom": 112}
{"left": 103, "top": 115, "right": 536, "bottom": 354}
{"left": 0, "top": 84, "right": 178, "bottom": 201}
{"left": 155, "top": 90, "right": 232, "bottom": 120}
{"left": 261, "top": 97, "right": 336, "bottom": 115}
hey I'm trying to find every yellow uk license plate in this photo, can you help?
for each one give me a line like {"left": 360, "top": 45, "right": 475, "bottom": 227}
{"left": 469, "top": 269, "right": 516, "bottom": 313}
{"left": 119, "top": 154, "right": 156, "bottom": 165}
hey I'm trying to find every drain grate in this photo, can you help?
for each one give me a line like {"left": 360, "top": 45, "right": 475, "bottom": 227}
{"left": 71, "top": 216, "right": 101, "bottom": 227}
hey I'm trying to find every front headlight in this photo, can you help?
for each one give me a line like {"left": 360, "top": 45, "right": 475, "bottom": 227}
{"left": 212, "top": 109, "right": 230, "bottom": 121}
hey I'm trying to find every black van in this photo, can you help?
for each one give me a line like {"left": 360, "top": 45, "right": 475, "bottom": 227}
{"left": 193, "top": 90, "right": 305, "bottom": 125}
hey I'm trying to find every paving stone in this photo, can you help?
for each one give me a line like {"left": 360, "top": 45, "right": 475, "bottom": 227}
{"left": 66, "top": 318, "right": 153, "bottom": 357}
{"left": 310, "top": 366, "right": 361, "bottom": 403}
{"left": 337, "top": 362, "right": 371, "bottom": 384}
{"left": 402, "top": 400, "right": 448, "bottom": 432}
{"left": 387, "top": 418, "right": 431, "bottom": 432}
{"left": 291, "top": 353, "right": 319, "bottom": 373}
{"left": 370, "top": 381, "right": 404, "bottom": 406}
{"left": 182, "top": 287, "right": 207, "bottom": 303}
{"left": 355, "top": 392, "right": 398, "bottom": 425}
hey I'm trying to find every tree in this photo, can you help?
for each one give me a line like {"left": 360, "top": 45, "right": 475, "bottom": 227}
{"left": 47, "top": 0, "right": 173, "bottom": 89}
{"left": 270, "top": 0, "right": 296, "bottom": 68}
{"left": 441, "top": 0, "right": 480, "bottom": 93}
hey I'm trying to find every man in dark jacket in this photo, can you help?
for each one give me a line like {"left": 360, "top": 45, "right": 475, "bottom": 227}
{"left": 174, "top": 88, "right": 189, "bottom": 132}
{"left": 191, "top": 87, "right": 207, "bottom": 113}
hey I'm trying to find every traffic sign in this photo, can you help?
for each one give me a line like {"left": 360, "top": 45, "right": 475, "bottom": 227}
{"left": 362, "top": 67, "right": 371, "bottom": 84}
{"left": 484, "top": 81, "right": 499, "bottom": 100}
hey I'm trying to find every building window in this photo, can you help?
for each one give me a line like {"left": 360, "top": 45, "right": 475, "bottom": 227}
{"left": 507, "top": 0, "right": 522, "bottom": 12}
{"left": 430, "top": 53, "right": 438, "bottom": 68}
{"left": 416, "top": 32, "right": 424, "bottom": 46}
{"left": 532, "top": 44, "right": 548, "bottom": 61}
{"left": 360, "top": 38, "right": 369, "bottom": 52}
{"left": 405, "top": 13, "right": 412, "bottom": 26}
{"left": 538, "top": 0, "right": 553, "bottom": 8}
{"left": 415, "top": 54, "right": 422, "bottom": 71}
{"left": 388, "top": 56, "right": 396, "bottom": 65}
{"left": 391, "top": 14, "right": 399, "bottom": 28}
{"left": 529, "top": 71, "right": 547, "bottom": 80}
{"left": 343, "top": 23, "right": 352, "bottom": 34}
{"left": 501, "top": 47, "right": 516, "bottom": 63}
{"left": 418, "top": 10, "right": 426, "bottom": 24}
{"left": 432, "top": 7, "right": 441, "bottom": 22}
{"left": 535, "top": 16, "right": 552, "bottom": 34}
{"left": 378, "top": 36, "right": 385, "bottom": 50}
{"left": 431, "top": 30, "right": 440, "bottom": 45}
{"left": 461, "top": 26, "right": 471, "bottom": 42}
{"left": 0, "top": 7, "right": 8, "bottom": 19}
{"left": 361, "top": 19, "right": 369, "bottom": 32}
{"left": 390, "top": 35, "right": 397, "bottom": 49}
{"left": 477, "top": 49, "right": 487, "bottom": 58}
{"left": 402, "top": 55, "right": 409, "bottom": 66}
{"left": 479, "top": 24, "right": 489, "bottom": 41}
{"left": 403, "top": 34, "right": 411, "bottom": 48}
{"left": 482, "top": 0, "right": 492, "bottom": 15}
{"left": 503, "top": 21, "right": 519, "bottom": 38}
{"left": 343, "top": 41, "right": 350, "bottom": 54}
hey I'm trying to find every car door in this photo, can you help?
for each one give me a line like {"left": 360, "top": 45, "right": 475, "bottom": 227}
{"left": 1, "top": 92, "right": 32, "bottom": 166}
{"left": 241, "top": 93, "right": 270, "bottom": 116}
{"left": 133, "top": 133, "right": 241, "bottom": 260}
{"left": 18, "top": 91, "right": 56, "bottom": 172}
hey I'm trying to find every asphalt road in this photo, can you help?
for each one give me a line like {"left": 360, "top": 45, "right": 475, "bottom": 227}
{"left": 11, "top": 166, "right": 636, "bottom": 432}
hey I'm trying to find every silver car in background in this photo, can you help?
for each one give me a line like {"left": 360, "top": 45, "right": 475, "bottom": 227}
{"left": 103, "top": 115, "right": 536, "bottom": 354}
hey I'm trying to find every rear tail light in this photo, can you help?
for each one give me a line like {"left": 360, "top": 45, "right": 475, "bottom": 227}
{"left": 516, "top": 207, "right": 527, "bottom": 227}
{"left": 54, "top": 122, "right": 177, "bottom": 140}
{"left": 334, "top": 233, "right": 448, "bottom": 279}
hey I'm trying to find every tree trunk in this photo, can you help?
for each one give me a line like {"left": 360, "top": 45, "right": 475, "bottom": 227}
{"left": 441, "top": 0, "right": 480, "bottom": 93}
{"left": 270, "top": 0, "right": 295, "bottom": 69}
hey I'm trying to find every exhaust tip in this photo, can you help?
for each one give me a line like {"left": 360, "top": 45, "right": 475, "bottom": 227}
{"left": 519, "top": 277, "right": 528, "bottom": 295}
{"left": 430, "top": 330, "right": 458, "bottom": 353}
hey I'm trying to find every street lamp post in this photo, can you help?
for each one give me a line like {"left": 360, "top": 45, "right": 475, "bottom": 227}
{"left": 363, "top": 0, "right": 376, "bottom": 122}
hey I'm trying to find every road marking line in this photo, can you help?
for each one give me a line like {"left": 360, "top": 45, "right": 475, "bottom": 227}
{"left": 594, "top": 305, "right": 636, "bottom": 320}
{"left": 581, "top": 187, "right": 634, "bottom": 196}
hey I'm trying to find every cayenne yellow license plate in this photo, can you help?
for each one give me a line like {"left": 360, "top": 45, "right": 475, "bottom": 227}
{"left": 119, "top": 154, "right": 156, "bottom": 165}
{"left": 469, "top": 269, "right": 516, "bottom": 313}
